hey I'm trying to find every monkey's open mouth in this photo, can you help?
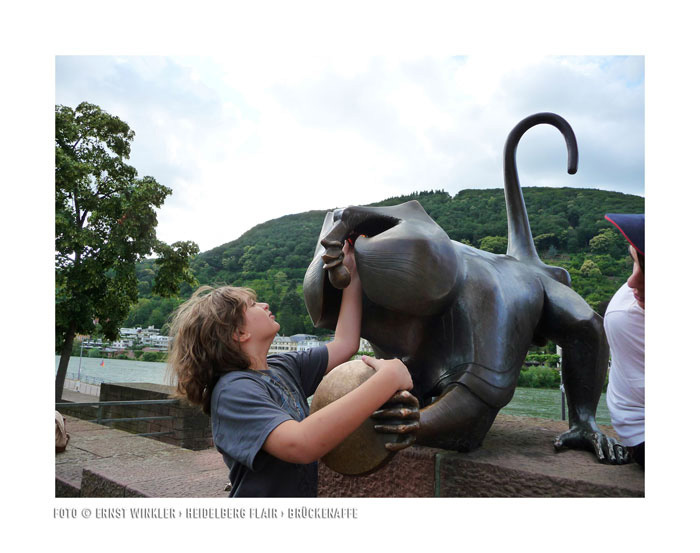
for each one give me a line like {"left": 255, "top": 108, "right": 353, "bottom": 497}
{"left": 346, "top": 215, "right": 400, "bottom": 242}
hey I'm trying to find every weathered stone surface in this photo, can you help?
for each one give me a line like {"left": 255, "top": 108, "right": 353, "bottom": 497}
{"left": 55, "top": 442, "right": 103, "bottom": 466}
{"left": 55, "top": 462, "right": 85, "bottom": 497}
{"left": 435, "top": 414, "right": 643, "bottom": 497}
{"left": 318, "top": 445, "right": 440, "bottom": 497}
{"left": 55, "top": 442, "right": 101, "bottom": 497}
{"left": 437, "top": 457, "right": 641, "bottom": 497}
{"left": 310, "top": 360, "right": 397, "bottom": 475}
{"left": 81, "top": 469, "right": 129, "bottom": 497}
{"left": 77, "top": 439, "right": 229, "bottom": 498}
{"left": 55, "top": 479, "right": 81, "bottom": 497}
{"left": 56, "top": 416, "right": 182, "bottom": 496}
{"left": 57, "top": 416, "right": 227, "bottom": 498}
{"left": 56, "top": 417, "right": 111, "bottom": 434}
{"left": 73, "top": 430, "right": 177, "bottom": 458}
{"left": 319, "top": 414, "right": 644, "bottom": 497}
{"left": 59, "top": 414, "right": 643, "bottom": 498}
{"left": 124, "top": 463, "right": 229, "bottom": 498}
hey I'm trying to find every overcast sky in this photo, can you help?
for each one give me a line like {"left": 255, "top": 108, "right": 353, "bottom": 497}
{"left": 55, "top": 55, "right": 644, "bottom": 252}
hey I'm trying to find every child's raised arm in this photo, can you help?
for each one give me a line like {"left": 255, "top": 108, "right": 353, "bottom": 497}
{"left": 261, "top": 242, "right": 418, "bottom": 465}
{"left": 325, "top": 242, "right": 362, "bottom": 373}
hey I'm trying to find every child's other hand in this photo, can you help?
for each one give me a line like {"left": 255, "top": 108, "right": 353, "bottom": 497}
{"left": 371, "top": 390, "right": 420, "bottom": 452}
{"left": 361, "top": 356, "right": 413, "bottom": 391}
{"left": 342, "top": 240, "right": 357, "bottom": 278}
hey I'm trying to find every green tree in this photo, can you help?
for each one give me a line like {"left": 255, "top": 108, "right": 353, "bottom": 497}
{"left": 589, "top": 228, "right": 617, "bottom": 254}
{"left": 580, "top": 259, "right": 602, "bottom": 278}
{"left": 55, "top": 102, "right": 199, "bottom": 400}
{"left": 479, "top": 236, "right": 508, "bottom": 254}
{"left": 534, "top": 233, "right": 559, "bottom": 255}
{"left": 276, "top": 286, "right": 307, "bottom": 335}
{"left": 152, "top": 240, "right": 199, "bottom": 296}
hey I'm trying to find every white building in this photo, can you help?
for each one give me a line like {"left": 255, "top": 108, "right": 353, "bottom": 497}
{"left": 266, "top": 335, "right": 374, "bottom": 356}
{"left": 117, "top": 326, "right": 169, "bottom": 350}
{"left": 111, "top": 338, "right": 134, "bottom": 349}
{"left": 268, "top": 334, "right": 326, "bottom": 354}
{"left": 83, "top": 338, "right": 103, "bottom": 348}
{"left": 291, "top": 334, "right": 324, "bottom": 351}
{"left": 139, "top": 326, "right": 162, "bottom": 345}
{"left": 149, "top": 335, "right": 171, "bottom": 350}
{"left": 268, "top": 336, "right": 297, "bottom": 354}
{"left": 120, "top": 328, "right": 140, "bottom": 341}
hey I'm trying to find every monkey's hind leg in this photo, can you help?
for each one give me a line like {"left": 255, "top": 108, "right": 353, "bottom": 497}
{"left": 538, "top": 278, "right": 629, "bottom": 464}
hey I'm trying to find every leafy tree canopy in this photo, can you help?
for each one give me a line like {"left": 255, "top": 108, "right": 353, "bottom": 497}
{"left": 55, "top": 102, "right": 199, "bottom": 399}
{"left": 479, "top": 235, "right": 508, "bottom": 254}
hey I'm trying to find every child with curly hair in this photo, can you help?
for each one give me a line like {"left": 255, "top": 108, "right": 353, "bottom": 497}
{"left": 168, "top": 245, "right": 417, "bottom": 496}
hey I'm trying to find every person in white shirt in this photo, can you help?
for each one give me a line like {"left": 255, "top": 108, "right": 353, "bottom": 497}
{"left": 603, "top": 213, "right": 645, "bottom": 469}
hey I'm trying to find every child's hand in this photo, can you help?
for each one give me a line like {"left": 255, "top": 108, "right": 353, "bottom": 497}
{"left": 342, "top": 240, "right": 357, "bottom": 278}
{"left": 321, "top": 239, "right": 354, "bottom": 289}
{"left": 371, "top": 390, "right": 420, "bottom": 452}
{"left": 361, "top": 356, "right": 413, "bottom": 391}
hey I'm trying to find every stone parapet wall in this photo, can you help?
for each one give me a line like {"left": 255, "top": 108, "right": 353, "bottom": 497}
{"left": 57, "top": 413, "right": 643, "bottom": 498}
{"left": 97, "top": 383, "right": 213, "bottom": 450}
{"left": 55, "top": 416, "right": 228, "bottom": 498}
{"left": 63, "top": 378, "right": 101, "bottom": 397}
{"left": 319, "top": 446, "right": 440, "bottom": 497}
{"left": 319, "top": 414, "right": 644, "bottom": 497}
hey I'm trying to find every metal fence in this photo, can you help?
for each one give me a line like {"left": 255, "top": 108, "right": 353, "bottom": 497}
{"left": 64, "top": 372, "right": 109, "bottom": 385}
{"left": 55, "top": 399, "right": 178, "bottom": 438}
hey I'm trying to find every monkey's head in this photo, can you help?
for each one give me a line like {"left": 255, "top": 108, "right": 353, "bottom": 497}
{"left": 303, "top": 200, "right": 463, "bottom": 330}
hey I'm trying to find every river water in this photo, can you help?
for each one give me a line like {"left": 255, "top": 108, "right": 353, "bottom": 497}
{"left": 55, "top": 355, "right": 169, "bottom": 386}
{"left": 56, "top": 355, "right": 611, "bottom": 425}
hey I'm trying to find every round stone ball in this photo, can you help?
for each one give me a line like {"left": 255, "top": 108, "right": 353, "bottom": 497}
{"left": 310, "top": 359, "right": 398, "bottom": 476}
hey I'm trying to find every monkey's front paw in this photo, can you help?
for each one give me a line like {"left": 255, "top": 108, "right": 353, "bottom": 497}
{"left": 371, "top": 390, "right": 420, "bottom": 452}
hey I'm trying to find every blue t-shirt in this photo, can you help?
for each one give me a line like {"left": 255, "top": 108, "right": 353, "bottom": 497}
{"left": 211, "top": 346, "right": 328, "bottom": 497}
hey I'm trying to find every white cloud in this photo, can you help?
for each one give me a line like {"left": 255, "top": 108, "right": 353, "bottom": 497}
{"left": 55, "top": 55, "right": 644, "bottom": 252}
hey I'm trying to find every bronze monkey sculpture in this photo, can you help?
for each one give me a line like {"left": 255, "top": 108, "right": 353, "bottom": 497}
{"left": 303, "top": 113, "right": 629, "bottom": 464}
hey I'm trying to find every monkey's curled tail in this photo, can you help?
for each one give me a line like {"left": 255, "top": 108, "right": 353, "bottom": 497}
{"left": 503, "top": 112, "right": 576, "bottom": 286}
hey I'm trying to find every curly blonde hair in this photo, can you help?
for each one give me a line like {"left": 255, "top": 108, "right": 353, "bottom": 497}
{"left": 167, "top": 285, "right": 256, "bottom": 415}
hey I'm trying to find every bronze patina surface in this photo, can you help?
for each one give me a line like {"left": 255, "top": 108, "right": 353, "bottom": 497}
{"left": 304, "top": 113, "right": 629, "bottom": 467}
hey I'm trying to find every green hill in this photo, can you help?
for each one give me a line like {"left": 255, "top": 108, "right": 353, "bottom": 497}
{"left": 126, "top": 187, "right": 643, "bottom": 334}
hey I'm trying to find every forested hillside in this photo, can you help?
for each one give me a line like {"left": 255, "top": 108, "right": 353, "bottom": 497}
{"left": 126, "top": 187, "right": 643, "bottom": 335}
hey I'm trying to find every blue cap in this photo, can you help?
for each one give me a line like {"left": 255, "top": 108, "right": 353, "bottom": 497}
{"left": 605, "top": 213, "right": 644, "bottom": 255}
